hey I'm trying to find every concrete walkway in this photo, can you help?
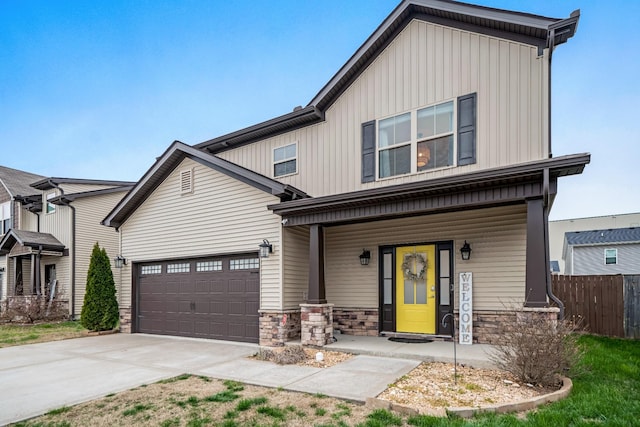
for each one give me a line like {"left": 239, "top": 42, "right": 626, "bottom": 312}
{"left": 0, "top": 334, "right": 420, "bottom": 425}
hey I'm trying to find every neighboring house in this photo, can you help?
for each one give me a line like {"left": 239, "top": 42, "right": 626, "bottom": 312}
{"left": 103, "top": 0, "right": 588, "bottom": 345}
{"left": 550, "top": 212, "right": 640, "bottom": 275}
{"left": 0, "top": 166, "right": 46, "bottom": 299}
{"left": 0, "top": 174, "right": 135, "bottom": 319}
{"left": 563, "top": 228, "right": 640, "bottom": 275}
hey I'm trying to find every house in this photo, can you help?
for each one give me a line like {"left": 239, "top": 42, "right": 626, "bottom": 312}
{"left": 0, "top": 166, "right": 46, "bottom": 299}
{"left": 103, "top": 0, "right": 588, "bottom": 345}
{"left": 0, "top": 171, "right": 135, "bottom": 320}
{"left": 562, "top": 227, "right": 640, "bottom": 275}
{"left": 549, "top": 212, "right": 640, "bottom": 274}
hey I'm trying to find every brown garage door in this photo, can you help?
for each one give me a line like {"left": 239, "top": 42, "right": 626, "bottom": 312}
{"left": 136, "top": 255, "right": 259, "bottom": 343}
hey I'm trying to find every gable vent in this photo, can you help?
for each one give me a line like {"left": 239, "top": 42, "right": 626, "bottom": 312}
{"left": 180, "top": 168, "right": 194, "bottom": 194}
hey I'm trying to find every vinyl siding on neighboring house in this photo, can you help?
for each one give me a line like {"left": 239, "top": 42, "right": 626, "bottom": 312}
{"left": 282, "top": 225, "right": 310, "bottom": 309}
{"left": 218, "top": 19, "right": 547, "bottom": 197}
{"left": 118, "top": 158, "right": 282, "bottom": 310}
{"left": 18, "top": 208, "right": 39, "bottom": 232}
{"left": 571, "top": 244, "right": 640, "bottom": 275}
{"left": 72, "top": 191, "right": 128, "bottom": 314}
{"left": 324, "top": 205, "right": 527, "bottom": 311}
{"left": 39, "top": 196, "right": 73, "bottom": 248}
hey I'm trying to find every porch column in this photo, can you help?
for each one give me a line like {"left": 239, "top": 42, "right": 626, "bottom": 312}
{"left": 307, "top": 224, "right": 326, "bottom": 304}
{"left": 35, "top": 250, "right": 42, "bottom": 296}
{"left": 14, "top": 257, "right": 23, "bottom": 296}
{"left": 301, "top": 224, "right": 333, "bottom": 346}
{"left": 525, "top": 198, "right": 549, "bottom": 307}
{"left": 30, "top": 254, "right": 37, "bottom": 295}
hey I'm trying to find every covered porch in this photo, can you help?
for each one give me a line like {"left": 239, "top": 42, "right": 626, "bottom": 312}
{"left": 267, "top": 154, "right": 589, "bottom": 347}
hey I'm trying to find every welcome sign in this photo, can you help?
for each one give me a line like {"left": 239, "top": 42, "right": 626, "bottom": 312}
{"left": 459, "top": 272, "right": 473, "bottom": 345}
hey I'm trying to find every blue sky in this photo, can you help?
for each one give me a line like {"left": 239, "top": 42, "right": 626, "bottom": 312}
{"left": 1, "top": 0, "right": 638, "bottom": 220}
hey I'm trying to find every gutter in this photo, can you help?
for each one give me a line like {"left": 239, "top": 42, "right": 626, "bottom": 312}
{"left": 47, "top": 179, "right": 77, "bottom": 320}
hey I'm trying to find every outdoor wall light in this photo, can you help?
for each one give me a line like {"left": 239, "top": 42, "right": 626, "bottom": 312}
{"left": 259, "top": 239, "right": 273, "bottom": 258}
{"left": 460, "top": 241, "right": 472, "bottom": 261}
{"left": 114, "top": 255, "right": 127, "bottom": 269}
{"left": 359, "top": 249, "right": 371, "bottom": 266}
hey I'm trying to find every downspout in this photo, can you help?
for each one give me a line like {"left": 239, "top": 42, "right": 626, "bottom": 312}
{"left": 543, "top": 168, "right": 564, "bottom": 319}
{"left": 47, "top": 179, "right": 77, "bottom": 320}
{"left": 547, "top": 29, "right": 555, "bottom": 159}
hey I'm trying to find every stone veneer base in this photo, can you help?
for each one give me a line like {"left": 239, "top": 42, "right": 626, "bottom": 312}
{"left": 259, "top": 309, "right": 301, "bottom": 346}
{"left": 333, "top": 308, "right": 379, "bottom": 336}
{"left": 300, "top": 303, "right": 333, "bottom": 346}
{"left": 119, "top": 307, "right": 132, "bottom": 333}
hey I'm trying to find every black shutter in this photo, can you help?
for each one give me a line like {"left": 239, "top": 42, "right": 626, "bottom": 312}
{"left": 457, "top": 93, "right": 477, "bottom": 166}
{"left": 361, "top": 120, "right": 376, "bottom": 183}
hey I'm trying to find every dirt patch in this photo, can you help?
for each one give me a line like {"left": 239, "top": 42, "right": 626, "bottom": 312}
{"left": 250, "top": 346, "right": 353, "bottom": 368}
{"left": 378, "top": 362, "right": 560, "bottom": 413}
{"left": 19, "top": 375, "right": 372, "bottom": 427}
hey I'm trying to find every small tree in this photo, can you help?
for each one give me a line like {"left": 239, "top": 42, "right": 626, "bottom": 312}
{"left": 81, "top": 243, "right": 119, "bottom": 331}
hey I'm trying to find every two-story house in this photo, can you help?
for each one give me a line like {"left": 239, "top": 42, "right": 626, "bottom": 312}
{"left": 563, "top": 228, "right": 640, "bottom": 275}
{"left": 0, "top": 173, "right": 134, "bottom": 320}
{"left": 103, "top": 0, "right": 589, "bottom": 345}
{"left": 0, "top": 166, "right": 45, "bottom": 299}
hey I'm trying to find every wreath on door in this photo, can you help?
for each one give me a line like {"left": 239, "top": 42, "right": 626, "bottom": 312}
{"left": 402, "top": 253, "right": 427, "bottom": 281}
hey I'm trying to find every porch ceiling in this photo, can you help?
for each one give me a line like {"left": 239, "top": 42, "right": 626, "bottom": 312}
{"left": 269, "top": 153, "right": 590, "bottom": 227}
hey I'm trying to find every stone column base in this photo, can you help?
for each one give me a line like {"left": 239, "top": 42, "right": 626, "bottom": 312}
{"left": 300, "top": 303, "right": 334, "bottom": 346}
{"left": 119, "top": 307, "right": 132, "bottom": 333}
{"left": 259, "top": 309, "right": 301, "bottom": 346}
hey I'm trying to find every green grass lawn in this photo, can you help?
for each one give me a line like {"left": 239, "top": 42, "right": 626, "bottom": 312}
{"left": 406, "top": 335, "right": 640, "bottom": 426}
{"left": 0, "top": 321, "right": 86, "bottom": 348}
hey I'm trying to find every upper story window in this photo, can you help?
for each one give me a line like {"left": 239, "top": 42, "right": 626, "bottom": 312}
{"left": 378, "top": 101, "right": 454, "bottom": 179}
{"left": 604, "top": 248, "right": 617, "bottom": 265}
{"left": 46, "top": 192, "right": 56, "bottom": 214}
{"left": 361, "top": 93, "right": 476, "bottom": 183}
{"left": 273, "top": 143, "right": 297, "bottom": 177}
{"left": 1, "top": 202, "right": 11, "bottom": 234}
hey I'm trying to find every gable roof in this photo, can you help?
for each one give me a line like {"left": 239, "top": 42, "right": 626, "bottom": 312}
{"left": 102, "top": 141, "right": 308, "bottom": 229}
{"left": 196, "top": 0, "right": 579, "bottom": 154}
{"left": 565, "top": 227, "right": 640, "bottom": 246}
{"left": 0, "top": 166, "right": 45, "bottom": 198}
{"left": 0, "top": 229, "right": 65, "bottom": 255}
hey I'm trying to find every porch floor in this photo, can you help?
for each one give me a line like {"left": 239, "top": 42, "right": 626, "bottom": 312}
{"left": 321, "top": 334, "right": 497, "bottom": 369}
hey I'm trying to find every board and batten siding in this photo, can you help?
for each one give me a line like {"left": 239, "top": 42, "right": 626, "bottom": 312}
{"left": 282, "top": 225, "right": 310, "bottom": 309}
{"left": 119, "top": 158, "right": 283, "bottom": 310}
{"left": 218, "top": 19, "right": 547, "bottom": 197}
{"left": 570, "top": 244, "right": 640, "bottom": 275}
{"left": 324, "top": 205, "right": 527, "bottom": 311}
{"left": 71, "top": 191, "right": 129, "bottom": 315}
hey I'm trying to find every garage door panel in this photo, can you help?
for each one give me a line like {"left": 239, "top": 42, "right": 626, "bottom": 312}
{"left": 137, "top": 256, "right": 259, "bottom": 343}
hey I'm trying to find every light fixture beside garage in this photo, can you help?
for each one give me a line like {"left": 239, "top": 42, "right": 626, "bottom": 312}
{"left": 114, "top": 255, "right": 127, "bottom": 268}
{"left": 259, "top": 239, "right": 273, "bottom": 258}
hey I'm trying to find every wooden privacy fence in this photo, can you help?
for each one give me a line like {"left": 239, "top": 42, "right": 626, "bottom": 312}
{"left": 552, "top": 275, "right": 640, "bottom": 339}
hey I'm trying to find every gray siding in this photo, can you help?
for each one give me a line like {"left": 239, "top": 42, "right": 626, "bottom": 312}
{"left": 571, "top": 244, "right": 640, "bottom": 275}
{"left": 218, "top": 19, "right": 548, "bottom": 197}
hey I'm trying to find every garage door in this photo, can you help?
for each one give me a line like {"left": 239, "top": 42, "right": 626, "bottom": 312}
{"left": 136, "top": 254, "right": 260, "bottom": 343}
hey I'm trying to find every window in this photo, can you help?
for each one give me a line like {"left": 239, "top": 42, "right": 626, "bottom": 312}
{"left": 180, "top": 168, "right": 194, "bottom": 194}
{"left": 363, "top": 93, "right": 476, "bottom": 181}
{"left": 230, "top": 258, "right": 259, "bottom": 270}
{"left": 1, "top": 202, "right": 10, "bottom": 234}
{"left": 167, "top": 263, "right": 190, "bottom": 273}
{"left": 378, "top": 113, "right": 411, "bottom": 178}
{"left": 46, "top": 192, "right": 56, "bottom": 214}
{"left": 196, "top": 260, "right": 222, "bottom": 272}
{"left": 273, "top": 143, "right": 297, "bottom": 177}
{"left": 604, "top": 249, "right": 617, "bottom": 265}
{"left": 141, "top": 265, "right": 162, "bottom": 275}
{"left": 417, "top": 102, "right": 454, "bottom": 171}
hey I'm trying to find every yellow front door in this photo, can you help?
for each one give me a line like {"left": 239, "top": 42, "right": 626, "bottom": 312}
{"left": 396, "top": 245, "right": 436, "bottom": 334}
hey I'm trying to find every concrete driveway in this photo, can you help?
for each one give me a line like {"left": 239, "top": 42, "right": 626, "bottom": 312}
{"left": 0, "top": 333, "right": 419, "bottom": 425}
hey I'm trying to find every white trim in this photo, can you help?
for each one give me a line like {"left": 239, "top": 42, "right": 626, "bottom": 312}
{"left": 604, "top": 248, "right": 618, "bottom": 265}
